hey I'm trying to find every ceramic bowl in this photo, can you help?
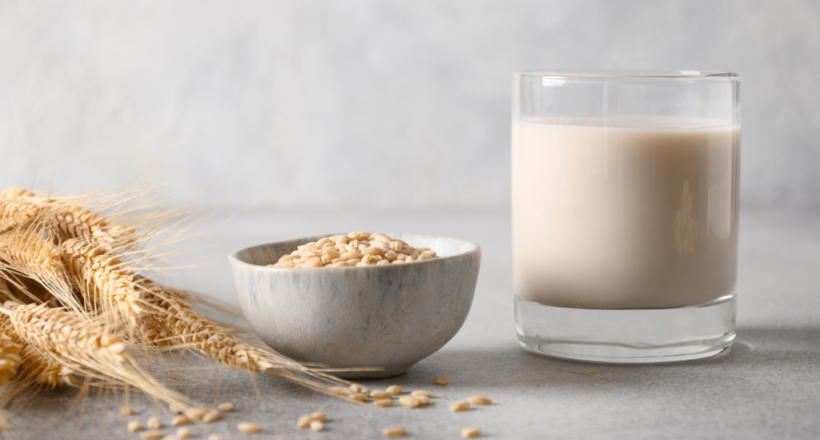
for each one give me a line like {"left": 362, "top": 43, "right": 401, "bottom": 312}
{"left": 228, "top": 233, "right": 481, "bottom": 379}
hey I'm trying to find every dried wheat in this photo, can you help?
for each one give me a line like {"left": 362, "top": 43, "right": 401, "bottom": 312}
{"left": 1, "top": 302, "right": 194, "bottom": 408}
{"left": 0, "top": 201, "right": 43, "bottom": 234}
{"left": 61, "top": 238, "right": 147, "bottom": 320}
{"left": 0, "top": 332, "right": 21, "bottom": 385}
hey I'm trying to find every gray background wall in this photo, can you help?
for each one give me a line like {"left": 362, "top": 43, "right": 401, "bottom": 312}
{"left": 1, "top": 0, "right": 818, "bottom": 208}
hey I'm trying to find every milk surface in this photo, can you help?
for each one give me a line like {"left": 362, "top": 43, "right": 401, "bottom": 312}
{"left": 512, "top": 116, "right": 740, "bottom": 309}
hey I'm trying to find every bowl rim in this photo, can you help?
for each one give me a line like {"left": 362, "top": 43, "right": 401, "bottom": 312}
{"left": 228, "top": 232, "right": 481, "bottom": 271}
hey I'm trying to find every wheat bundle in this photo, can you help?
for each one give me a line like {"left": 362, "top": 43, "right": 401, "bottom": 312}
{"left": 0, "top": 183, "right": 355, "bottom": 432}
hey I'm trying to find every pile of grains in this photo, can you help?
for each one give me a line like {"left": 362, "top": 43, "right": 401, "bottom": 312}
{"left": 269, "top": 232, "right": 439, "bottom": 268}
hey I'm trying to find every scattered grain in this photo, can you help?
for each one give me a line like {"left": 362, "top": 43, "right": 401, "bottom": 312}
{"left": 147, "top": 417, "right": 162, "bottom": 429}
{"left": 298, "top": 415, "right": 312, "bottom": 428}
{"left": 433, "top": 376, "right": 450, "bottom": 386}
{"left": 217, "top": 402, "right": 234, "bottom": 412}
{"left": 208, "top": 435, "right": 223, "bottom": 440}
{"left": 310, "top": 420, "right": 324, "bottom": 432}
{"left": 382, "top": 427, "right": 406, "bottom": 437}
{"left": 120, "top": 406, "right": 134, "bottom": 415}
{"left": 415, "top": 395, "right": 432, "bottom": 406}
{"left": 172, "top": 416, "right": 191, "bottom": 426}
{"left": 386, "top": 385, "right": 403, "bottom": 395}
{"left": 140, "top": 431, "right": 164, "bottom": 440}
{"left": 169, "top": 403, "right": 185, "bottom": 414}
{"left": 237, "top": 422, "right": 262, "bottom": 433}
{"left": 466, "top": 396, "right": 492, "bottom": 405}
{"left": 311, "top": 412, "right": 327, "bottom": 422}
{"left": 128, "top": 420, "right": 142, "bottom": 432}
{"left": 202, "top": 410, "right": 220, "bottom": 423}
{"left": 162, "top": 436, "right": 178, "bottom": 440}
{"left": 411, "top": 390, "right": 432, "bottom": 398}
{"left": 176, "top": 427, "right": 192, "bottom": 439}
{"left": 370, "top": 390, "right": 391, "bottom": 400}
{"left": 375, "top": 399, "right": 394, "bottom": 408}
{"left": 461, "top": 427, "right": 482, "bottom": 438}
{"left": 350, "top": 393, "right": 368, "bottom": 402}
{"left": 450, "top": 401, "right": 470, "bottom": 412}
{"left": 184, "top": 408, "right": 206, "bottom": 421}
{"left": 398, "top": 397, "right": 421, "bottom": 409}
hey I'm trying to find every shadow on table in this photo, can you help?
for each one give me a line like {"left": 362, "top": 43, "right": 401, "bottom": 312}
{"left": 415, "top": 326, "right": 820, "bottom": 389}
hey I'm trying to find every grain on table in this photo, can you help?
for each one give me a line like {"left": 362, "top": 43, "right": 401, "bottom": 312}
{"left": 375, "top": 399, "right": 395, "bottom": 407}
{"left": 310, "top": 420, "right": 324, "bottom": 432}
{"left": 467, "top": 396, "right": 492, "bottom": 405}
{"left": 237, "top": 422, "right": 262, "bottom": 433}
{"left": 202, "top": 410, "right": 220, "bottom": 423}
{"left": 171, "top": 416, "right": 190, "bottom": 426}
{"left": 382, "top": 426, "right": 407, "bottom": 437}
{"left": 399, "top": 396, "right": 421, "bottom": 409}
{"left": 386, "top": 385, "right": 403, "bottom": 395}
{"left": 433, "top": 376, "right": 450, "bottom": 386}
{"left": 139, "top": 430, "right": 164, "bottom": 440}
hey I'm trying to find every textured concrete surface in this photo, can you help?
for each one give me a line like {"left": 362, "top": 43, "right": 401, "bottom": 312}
{"left": 2, "top": 0, "right": 820, "bottom": 208}
{"left": 5, "top": 206, "right": 820, "bottom": 439}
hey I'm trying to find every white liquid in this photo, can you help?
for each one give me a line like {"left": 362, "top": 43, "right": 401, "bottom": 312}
{"left": 512, "top": 116, "right": 740, "bottom": 309}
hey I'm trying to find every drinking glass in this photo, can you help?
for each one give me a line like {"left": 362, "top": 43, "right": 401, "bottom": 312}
{"left": 512, "top": 70, "right": 740, "bottom": 363}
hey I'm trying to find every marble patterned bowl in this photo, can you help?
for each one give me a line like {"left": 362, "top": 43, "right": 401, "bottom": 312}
{"left": 228, "top": 233, "right": 481, "bottom": 379}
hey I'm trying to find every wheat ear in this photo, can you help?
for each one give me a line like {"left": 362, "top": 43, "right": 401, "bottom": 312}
{"left": 61, "top": 238, "right": 146, "bottom": 322}
{"left": 0, "top": 318, "right": 75, "bottom": 388}
{"left": 0, "top": 201, "right": 44, "bottom": 234}
{"left": 137, "top": 282, "right": 357, "bottom": 399}
{"left": 0, "top": 188, "right": 33, "bottom": 201}
{"left": 0, "top": 227, "right": 63, "bottom": 276}
{"left": 138, "top": 281, "right": 276, "bottom": 372}
{"left": 0, "top": 302, "right": 195, "bottom": 408}
{"left": 0, "top": 226, "right": 84, "bottom": 313}
{"left": 0, "top": 331, "right": 21, "bottom": 386}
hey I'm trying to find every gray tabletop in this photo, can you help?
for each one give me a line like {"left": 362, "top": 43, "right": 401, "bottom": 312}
{"left": 10, "top": 207, "right": 820, "bottom": 439}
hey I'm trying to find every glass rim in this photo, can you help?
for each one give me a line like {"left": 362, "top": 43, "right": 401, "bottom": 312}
{"left": 513, "top": 69, "right": 739, "bottom": 81}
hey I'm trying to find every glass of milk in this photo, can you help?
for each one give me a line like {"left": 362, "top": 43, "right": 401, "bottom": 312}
{"left": 512, "top": 70, "right": 740, "bottom": 363}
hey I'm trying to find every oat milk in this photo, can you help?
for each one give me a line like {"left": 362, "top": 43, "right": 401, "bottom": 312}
{"left": 512, "top": 116, "right": 740, "bottom": 309}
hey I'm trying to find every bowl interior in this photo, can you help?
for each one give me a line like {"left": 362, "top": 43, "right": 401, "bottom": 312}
{"left": 230, "top": 232, "right": 480, "bottom": 267}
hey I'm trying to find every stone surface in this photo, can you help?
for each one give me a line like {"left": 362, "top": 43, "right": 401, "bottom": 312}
{"left": 229, "top": 233, "right": 481, "bottom": 378}
{"left": 4, "top": 207, "right": 820, "bottom": 439}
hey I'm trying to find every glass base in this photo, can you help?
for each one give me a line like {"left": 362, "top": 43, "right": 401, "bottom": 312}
{"left": 515, "top": 293, "right": 736, "bottom": 364}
